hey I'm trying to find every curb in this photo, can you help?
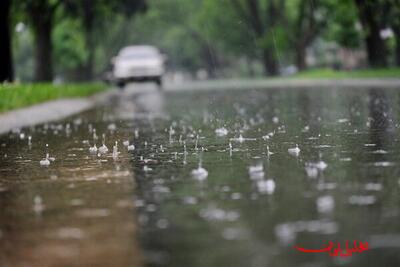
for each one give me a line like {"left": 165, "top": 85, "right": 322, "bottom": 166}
{"left": 0, "top": 89, "right": 116, "bottom": 135}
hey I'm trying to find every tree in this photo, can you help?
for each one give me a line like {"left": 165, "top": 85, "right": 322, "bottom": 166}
{"left": 202, "top": 0, "right": 324, "bottom": 74}
{"left": 63, "top": 0, "right": 147, "bottom": 80}
{"left": 354, "top": 0, "right": 388, "bottom": 67}
{"left": 127, "top": 0, "right": 221, "bottom": 78}
{"left": 387, "top": 0, "right": 400, "bottom": 66}
{"left": 289, "top": 0, "right": 328, "bottom": 70}
{"left": 0, "top": 0, "right": 14, "bottom": 82}
{"left": 199, "top": 0, "right": 261, "bottom": 75}
{"left": 154, "top": 0, "right": 221, "bottom": 77}
{"left": 18, "top": 0, "right": 63, "bottom": 82}
{"left": 229, "top": 0, "right": 285, "bottom": 76}
{"left": 53, "top": 19, "right": 88, "bottom": 79}
{"left": 394, "top": 19, "right": 400, "bottom": 66}
{"left": 324, "top": 0, "right": 361, "bottom": 49}
{"left": 16, "top": 0, "right": 146, "bottom": 82}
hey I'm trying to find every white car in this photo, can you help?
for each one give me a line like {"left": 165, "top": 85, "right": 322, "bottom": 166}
{"left": 112, "top": 45, "right": 165, "bottom": 88}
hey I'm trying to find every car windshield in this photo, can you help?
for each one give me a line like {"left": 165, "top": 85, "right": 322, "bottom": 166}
{"left": 119, "top": 49, "right": 158, "bottom": 60}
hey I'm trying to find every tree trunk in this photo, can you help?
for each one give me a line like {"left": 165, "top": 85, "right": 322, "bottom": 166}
{"left": 32, "top": 12, "right": 53, "bottom": 82}
{"left": 246, "top": 57, "right": 255, "bottom": 77}
{"left": 262, "top": 50, "right": 279, "bottom": 76}
{"left": 395, "top": 29, "right": 400, "bottom": 66}
{"left": 232, "top": 0, "right": 281, "bottom": 76}
{"left": 189, "top": 29, "right": 219, "bottom": 78}
{"left": 201, "top": 43, "right": 218, "bottom": 79}
{"left": 83, "top": 34, "right": 95, "bottom": 80}
{"left": 0, "top": 0, "right": 13, "bottom": 82}
{"left": 355, "top": 0, "right": 387, "bottom": 68}
{"left": 83, "top": 0, "right": 95, "bottom": 80}
{"left": 295, "top": 43, "right": 307, "bottom": 71}
{"left": 364, "top": 27, "right": 387, "bottom": 68}
{"left": 294, "top": 0, "right": 308, "bottom": 71}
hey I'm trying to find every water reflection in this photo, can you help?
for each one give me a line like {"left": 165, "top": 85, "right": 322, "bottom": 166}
{"left": 1, "top": 86, "right": 400, "bottom": 267}
{"left": 0, "top": 106, "right": 144, "bottom": 266}
{"left": 368, "top": 88, "right": 394, "bottom": 147}
{"left": 129, "top": 87, "right": 400, "bottom": 267}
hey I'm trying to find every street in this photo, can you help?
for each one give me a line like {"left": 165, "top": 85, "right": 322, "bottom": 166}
{"left": 1, "top": 83, "right": 400, "bottom": 267}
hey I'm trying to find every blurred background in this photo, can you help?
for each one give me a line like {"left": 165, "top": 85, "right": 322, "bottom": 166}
{"left": 1, "top": 0, "right": 400, "bottom": 83}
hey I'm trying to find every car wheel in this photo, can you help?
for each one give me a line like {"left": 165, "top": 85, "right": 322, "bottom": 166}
{"left": 117, "top": 81, "right": 125, "bottom": 89}
{"left": 155, "top": 77, "right": 162, "bottom": 89}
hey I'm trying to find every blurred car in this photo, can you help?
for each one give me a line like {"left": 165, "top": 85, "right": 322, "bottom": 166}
{"left": 112, "top": 45, "right": 165, "bottom": 88}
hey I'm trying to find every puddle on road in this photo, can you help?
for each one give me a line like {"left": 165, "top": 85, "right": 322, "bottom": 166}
{"left": 0, "top": 104, "right": 142, "bottom": 266}
{"left": 1, "top": 87, "right": 400, "bottom": 267}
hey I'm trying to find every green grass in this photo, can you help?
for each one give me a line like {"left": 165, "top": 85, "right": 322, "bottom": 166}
{"left": 0, "top": 83, "right": 108, "bottom": 113}
{"left": 292, "top": 67, "right": 400, "bottom": 79}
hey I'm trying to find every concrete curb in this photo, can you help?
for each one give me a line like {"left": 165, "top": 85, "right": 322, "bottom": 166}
{"left": 0, "top": 89, "right": 117, "bottom": 135}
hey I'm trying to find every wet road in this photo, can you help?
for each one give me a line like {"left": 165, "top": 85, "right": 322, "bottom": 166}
{"left": 1, "top": 83, "right": 400, "bottom": 267}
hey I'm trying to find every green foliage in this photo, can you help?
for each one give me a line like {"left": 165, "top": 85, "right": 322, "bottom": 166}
{"left": 324, "top": 0, "right": 361, "bottom": 48}
{"left": 0, "top": 83, "right": 107, "bottom": 113}
{"left": 54, "top": 19, "right": 88, "bottom": 70}
{"left": 257, "top": 26, "right": 289, "bottom": 57}
{"left": 13, "top": 29, "right": 34, "bottom": 81}
{"left": 9, "top": 0, "right": 400, "bottom": 80}
{"left": 123, "top": 0, "right": 215, "bottom": 73}
{"left": 199, "top": 0, "right": 258, "bottom": 58}
{"left": 11, "top": 0, "right": 146, "bottom": 81}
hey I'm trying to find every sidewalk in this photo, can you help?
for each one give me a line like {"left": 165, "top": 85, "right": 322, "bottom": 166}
{"left": 0, "top": 89, "right": 116, "bottom": 134}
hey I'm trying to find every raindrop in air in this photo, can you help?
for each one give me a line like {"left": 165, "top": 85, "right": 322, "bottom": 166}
{"left": 288, "top": 144, "right": 300, "bottom": 156}
{"left": 89, "top": 143, "right": 97, "bottom": 154}
{"left": 316, "top": 195, "right": 335, "bottom": 213}
{"left": 248, "top": 163, "right": 265, "bottom": 180}
{"left": 112, "top": 141, "right": 119, "bottom": 159}
{"left": 127, "top": 143, "right": 135, "bottom": 151}
{"left": 191, "top": 160, "right": 208, "bottom": 181}
{"left": 266, "top": 145, "right": 274, "bottom": 157}
{"left": 33, "top": 195, "right": 45, "bottom": 214}
{"left": 39, "top": 155, "right": 50, "bottom": 166}
{"left": 98, "top": 134, "right": 109, "bottom": 154}
{"left": 230, "top": 134, "right": 256, "bottom": 143}
{"left": 305, "top": 164, "right": 318, "bottom": 178}
{"left": 215, "top": 127, "right": 229, "bottom": 136}
{"left": 257, "top": 179, "right": 275, "bottom": 194}
{"left": 28, "top": 135, "right": 32, "bottom": 147}
{"left": 40, "top": 144, "right": 52, "bottom": 166}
